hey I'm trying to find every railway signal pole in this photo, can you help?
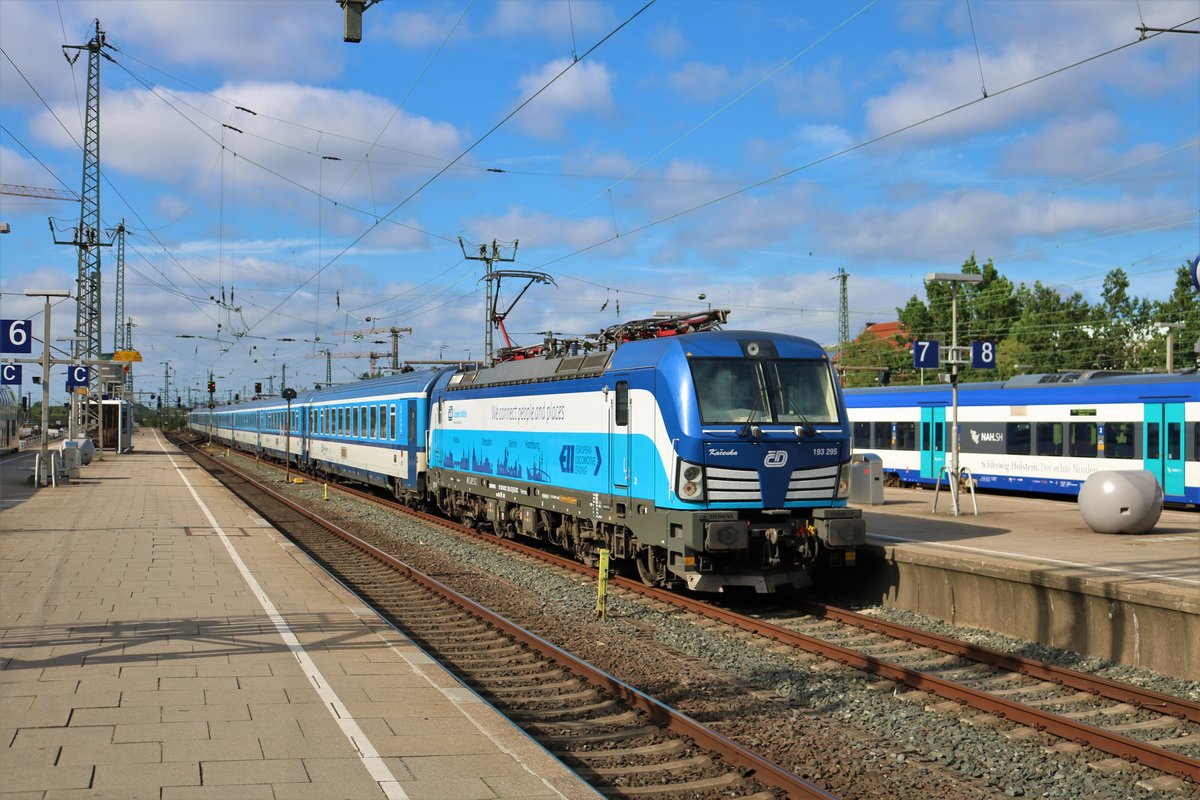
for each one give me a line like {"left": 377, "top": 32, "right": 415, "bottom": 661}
{"left": 925, "top": 272, "right": 982, "bottom": 516}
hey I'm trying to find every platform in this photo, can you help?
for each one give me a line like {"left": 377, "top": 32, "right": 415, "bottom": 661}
{"left": 0, "top": 429, "right": 598, "bottom": 800}
{"left": 848, "top": 487, "right": 1200, "bottom": 680}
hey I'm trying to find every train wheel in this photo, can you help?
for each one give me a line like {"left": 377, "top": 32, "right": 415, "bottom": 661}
{"left": 636, "top": 547, "right": 665, "bottom": 588}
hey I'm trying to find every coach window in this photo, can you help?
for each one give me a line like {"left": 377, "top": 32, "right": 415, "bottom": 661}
{"left": 1193, "top": 423, "right": 1199, "bottom": 461}
{"left": 370, "top": 405, "right": 377, "bottom": 439}
{"left": 1146, "top": 422, "right": 1160, "bottom": 459}
{"left": 873, "top": 423, "right": 892, "bottom": 450}
{"left": 1104, "top": 422, "right": 1136, "bottom": 459}
{"left": 934, "top": 421, "right": 944, "bottom": 452}
{"left": 895, "top": 422, "right": 916, "bottom": 450}
{"left": 1069, "top": 422, "right": 1097, "bottom": 458}
{"left": 390, "top": 405, "right": 397, "bottom": 440}
{"left": 853, "top": 422, "right": 870, "bottom": 449}
{"left": 1037, "top": 422, "right": 1063, "bottom": 456}
{"left": 1167, "top": 422, "right": 1182, "bottom": 461}
{"left": 1005, "top": 422, "right": 1031, "bottom": 455}
{"left": 361, "top": 405, "right": 368, "bottom": 437}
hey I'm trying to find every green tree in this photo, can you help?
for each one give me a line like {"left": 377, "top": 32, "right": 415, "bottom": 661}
{"left": 1150, "top": 262, "right": 1200, "bottom": 371}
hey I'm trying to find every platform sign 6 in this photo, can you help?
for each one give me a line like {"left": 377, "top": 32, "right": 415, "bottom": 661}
{"left": 971, "top": 340, "right": 997, "bottom": 369}
{"left": 1, "top": 319, "right": 32, "bottom": 354}
{"left": 66, "top": 364, "right": 89, "bottom": 388}
{"left": 0, "top": 364, "right": 21, "bottom": 385}
{"left": 912, "top": 339, "right": 939, "bottom": 369}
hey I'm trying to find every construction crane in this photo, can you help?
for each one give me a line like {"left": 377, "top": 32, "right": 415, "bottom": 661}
{"left": 0, "top": 183, "right": 79, "bottom": 201}
{"left": 306, "top": 350, "right": 390, "bottom": 377}
{"left": 344, "top": 326, "right": 412, "bottom": 372}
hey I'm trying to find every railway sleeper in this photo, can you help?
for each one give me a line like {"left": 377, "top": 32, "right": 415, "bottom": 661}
{"left": 581, "top": 753, "right": 714, "bottom": 777}
{"left": 565, "top": 739, "right": 688, "bottom": 761}
{"left": 508, "top": 700, "right": 622, "bottom": 721}
{"left": 526, "top": 711, "right": 643, "bottom": 732}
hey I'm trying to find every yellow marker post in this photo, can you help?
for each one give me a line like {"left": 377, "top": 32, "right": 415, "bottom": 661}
{"left": 323, "top": 482, "right": 329, "bottom": 501}
{"left": 596, "top": 549, "right": 610, "bottom": 620}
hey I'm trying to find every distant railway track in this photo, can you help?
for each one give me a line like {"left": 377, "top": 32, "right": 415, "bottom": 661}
{"left": 181, "top": 434, "right": 1200, "bottom": 788}
{"left": 177, "top": 434, "right": 831, "bottom": 800}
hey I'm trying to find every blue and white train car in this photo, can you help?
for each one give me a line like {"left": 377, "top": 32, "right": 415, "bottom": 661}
{"left": 428, "top": 329, "right": 864, "bottom": 593}
{"left": 844, "top": 372, "right": 1200, "bottom": 505}
{"left": 302, "top": 369, "right": 447, "bottom": 499}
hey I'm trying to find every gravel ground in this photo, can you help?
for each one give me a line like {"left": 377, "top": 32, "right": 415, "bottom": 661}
{"left": 211, "top": 448, "right": 1199, "bottom": 800}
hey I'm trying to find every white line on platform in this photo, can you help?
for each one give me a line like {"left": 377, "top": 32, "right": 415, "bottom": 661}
{"left": 867, "top": 532, "right": 1200, "bottom": 587}
{"left": 154, "top": 433, "right": 409, "bottom": 800}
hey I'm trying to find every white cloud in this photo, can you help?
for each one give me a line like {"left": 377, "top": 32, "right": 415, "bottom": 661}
{"left": 666, "top": 62, "right": 754, "bottom": 102}
{"left": 999, "top": 113, "right": 1166, "bottom": 177}
{"left": 514, "top": 59, "right": 616, "bottom": 139}
{"left": 650, "top": 24, "right": 687, "bottom": 59}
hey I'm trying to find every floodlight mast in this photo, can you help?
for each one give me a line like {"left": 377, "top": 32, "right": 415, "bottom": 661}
{"left": 925, "top": 272, "right": 983, "bottom": 516}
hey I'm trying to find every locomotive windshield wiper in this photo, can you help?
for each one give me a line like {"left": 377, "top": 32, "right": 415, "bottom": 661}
{"left": 739, "top": 391, "right": 763, "bottom": 439}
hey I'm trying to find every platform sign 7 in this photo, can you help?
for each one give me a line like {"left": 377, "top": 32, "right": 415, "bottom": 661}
{"left": 971, "top": 340, "right": 997, "bottom": 369}
{"left": 912, "top": 340, "right": 939, "bottom": 369}
{"left": 66, "top": 364, "right": 89, "bottom": 388}
{"left": 1, "top": 319, "right": 32, "bottom": 354}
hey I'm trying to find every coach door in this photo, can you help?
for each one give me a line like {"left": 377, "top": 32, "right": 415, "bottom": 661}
{"left": 1143, "top": 402, "right": 1185, "bottom": 498}
{"left": 609, "top": 377, "right": 632, "bottom": 512}
{"left": 919, "top": 406, "right": 947, "bottom": 481}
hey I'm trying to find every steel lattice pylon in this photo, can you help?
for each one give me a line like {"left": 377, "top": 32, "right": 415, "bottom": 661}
{"left": 59, "top": 19, "right": 114, "bottom": 440}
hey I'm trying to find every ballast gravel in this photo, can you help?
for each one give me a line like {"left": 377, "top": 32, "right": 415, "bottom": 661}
{"left": 214, "top": 452, "right": 1199, "bottom": 800}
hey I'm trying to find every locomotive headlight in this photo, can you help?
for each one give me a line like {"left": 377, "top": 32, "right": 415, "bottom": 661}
{"left": 836, "top": 460, "right": 852, "bottom": 499}
{"left": 676, "top": 459, "right": 706, "bottom": 502}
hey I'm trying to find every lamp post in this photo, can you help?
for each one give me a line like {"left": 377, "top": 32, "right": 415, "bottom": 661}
{"left": 26, "top": 289, "right": 71, "bottom": 486}
{"left": 925, "top": 272, "right": 983, "bottom": 516}
{"left": 1159, "top": 322, "right": 1185, "bottom": 373}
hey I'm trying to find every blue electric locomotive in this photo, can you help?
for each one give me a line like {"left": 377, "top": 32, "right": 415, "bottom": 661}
{"left": 427, "top": 323, "right": 863, "bottom": 593}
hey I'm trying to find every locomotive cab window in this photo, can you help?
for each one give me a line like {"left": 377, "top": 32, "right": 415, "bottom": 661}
{"left": 689, "top": 358, "right": 838, "bottom": 425}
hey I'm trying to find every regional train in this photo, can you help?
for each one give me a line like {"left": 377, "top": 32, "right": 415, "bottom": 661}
{"left": 844, "top": 371, "right": 1200, "bottom": 506}
{"left": 191, "top": 313, "right": 866, "bottom": 593}
{"left": 0, "top": 386, "right": 20, "bottom": 455}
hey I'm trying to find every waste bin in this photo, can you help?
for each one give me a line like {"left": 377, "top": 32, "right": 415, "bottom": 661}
{"left": 850, "top": 453, "right": 884, "bottom": 505}
{"left": 64, "top": 437, "right": 95, "bottom": 465}
{"left": 59, "top": 446, "right": 81, "bottom": 480}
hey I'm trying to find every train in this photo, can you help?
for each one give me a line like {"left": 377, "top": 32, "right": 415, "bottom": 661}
{"left": 190, "top": 313, "right": 866, "bottom": 593}
{"left": 844, "top": 371, "right": 1200, "bottom": 506}
{"left": 0, "top": 386, "right": 18, "bottom": 454}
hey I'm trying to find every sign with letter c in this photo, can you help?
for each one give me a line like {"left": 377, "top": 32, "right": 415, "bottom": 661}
{"left": 66, "top": 364, "right": 89, "bottom": 388}
{"left": 0, "top": 364, "right": 20, "bottom": 385}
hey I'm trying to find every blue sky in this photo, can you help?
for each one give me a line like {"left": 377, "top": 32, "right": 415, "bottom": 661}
{"left": 2, "top": 0, "right": 1197, "bottom": 402}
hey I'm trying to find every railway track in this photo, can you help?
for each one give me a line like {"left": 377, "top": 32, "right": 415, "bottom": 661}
{"left": 179, "top": 436, "right": 831, "bottom": 800}
{"left": 185, "top": 435, "right": 1200, "bottom": 791}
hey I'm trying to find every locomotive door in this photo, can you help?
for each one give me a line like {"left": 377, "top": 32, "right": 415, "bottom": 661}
{"left": 609, "top": 378, "right": 632, "bottom": 511}
{"left": 1143, "top": 402, "right": 1185, "bottom": 498}
{"left": 919, "top": 406, "right": 946, "bottom": 481}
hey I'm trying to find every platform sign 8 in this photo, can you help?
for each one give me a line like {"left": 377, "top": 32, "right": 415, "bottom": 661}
{"left": 912, "top": 339, "right": 939, "bottom": 369}
{"left": 971, "top": 340, "right": 997, "bottom": 369}
{"left": 1, "top": 319, "right": 32, "bottom": 354}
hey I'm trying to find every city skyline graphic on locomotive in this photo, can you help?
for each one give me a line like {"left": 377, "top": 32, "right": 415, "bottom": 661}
{"left": 191, "top": 311, "right": 866, "bottom": 594}
{"left": 844, "top": 371, "right": 1199, "bottom": 506}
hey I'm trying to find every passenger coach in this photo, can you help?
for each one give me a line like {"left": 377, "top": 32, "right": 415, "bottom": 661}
{"left": 844, "top": 372, "right": 1200, "bottom": 505}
